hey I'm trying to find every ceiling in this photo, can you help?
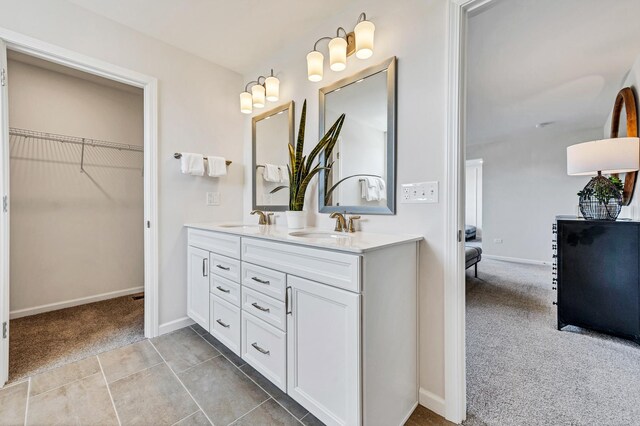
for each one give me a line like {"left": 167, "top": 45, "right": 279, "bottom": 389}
{"left": 467, "top": 0, "right": 640, "bottom": 145}
{"left": 67, "top": 0, "right": 350, "bottom": 74}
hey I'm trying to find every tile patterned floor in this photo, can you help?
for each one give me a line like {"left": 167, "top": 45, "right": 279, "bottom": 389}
{"left": 0, "top": 323, "right": 444, "bottom": 425}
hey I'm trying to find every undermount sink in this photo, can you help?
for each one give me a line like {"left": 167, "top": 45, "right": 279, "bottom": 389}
{"left": 217, "top": 224, "right": 259, "bottom": 229}
{"left": 289, "top": 231, "right": 351, "bottom": 239}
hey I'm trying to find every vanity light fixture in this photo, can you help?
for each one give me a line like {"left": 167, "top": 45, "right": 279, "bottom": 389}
{"left": 240, "top": 69, "right": 280, "bottom": 114}
{"left": 306, "top": 12, "right": 375, "bottom": 82}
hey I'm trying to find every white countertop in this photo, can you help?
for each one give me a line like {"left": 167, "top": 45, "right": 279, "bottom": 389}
{"left": 184, "top": 222, "right": 422, "bottom": 254}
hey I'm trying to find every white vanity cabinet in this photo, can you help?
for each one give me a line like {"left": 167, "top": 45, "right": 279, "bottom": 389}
{"left": 186, "top": 225, "right": 420, "bottom": 426}
{"left": 187, "top": 246, "right": 210, "bottom": 331}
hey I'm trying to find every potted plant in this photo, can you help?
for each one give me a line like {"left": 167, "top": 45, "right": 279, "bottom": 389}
{"left": 271, "top": 100, "right": 345, "bottom": 229}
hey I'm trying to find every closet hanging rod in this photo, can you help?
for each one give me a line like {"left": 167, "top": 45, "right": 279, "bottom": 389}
{"left": 173, "top": 153, "right": 232, "bottom": 166}
{"left": 9, "top": 127, "right": 144, "bottom": 153}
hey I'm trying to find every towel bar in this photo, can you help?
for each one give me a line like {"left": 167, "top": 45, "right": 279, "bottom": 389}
{"left": 174, "top": 153, "right": 231, "bottom": 166}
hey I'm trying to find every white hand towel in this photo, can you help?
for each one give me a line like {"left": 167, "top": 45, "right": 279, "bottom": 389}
{"left": 277, "top": 165, "right": 289, "bottom": 182}
{"left": 362, "top": 177, "right": 386, "bottom": 201}
{"left": 263, "top": 164, "right": 282, "bottom": 182}
{"left": 207, "top": 156, "right": 227, "bottom": 177}
{"left": 180, "top": 153, "right": 205, "bottom": 176}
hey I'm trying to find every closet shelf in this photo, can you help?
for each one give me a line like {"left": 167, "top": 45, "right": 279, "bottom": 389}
{"left": 9, "top": 128, "right": 144, "bottom": 153}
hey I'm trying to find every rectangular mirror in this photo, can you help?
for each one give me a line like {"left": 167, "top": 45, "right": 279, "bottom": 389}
{"left": 319, "top": 57, "right": 396, "bottom": 215}
{"left": 252, "top": 101, "right": 295, "bottom": 211}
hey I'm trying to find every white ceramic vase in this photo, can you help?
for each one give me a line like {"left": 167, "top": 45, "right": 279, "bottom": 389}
{"left": 286, "top": 210, "right": 307, "bottom": 229}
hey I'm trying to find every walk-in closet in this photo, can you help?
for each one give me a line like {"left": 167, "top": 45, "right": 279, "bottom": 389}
{"left": 7, "top": 52, "right": 144, "bottom": 381}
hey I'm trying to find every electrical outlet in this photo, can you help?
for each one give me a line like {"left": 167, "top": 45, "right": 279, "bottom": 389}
{"left": 400, "top": 181, "right": 439, "bottom": 203}
{"left": 493, "top": 238, "right": 503, "bottom": 244}
{"left": 206, "top": 192, "right": 220, "bottom": 206}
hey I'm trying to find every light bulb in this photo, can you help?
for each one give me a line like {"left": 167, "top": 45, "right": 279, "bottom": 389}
{"left": 328, "top": 37, "right": 347, "bottom": 71}
{"left": 307, "top": 50, "right": 324, "bottom": 82}
{"left": 240, "top": 91, "right": 252, "bottom": 114}
{"left": 251, "top": 84, "right": 265, "bottom": 108}
{"left": 354, "top": 20, "right": 375, "bottom": 59}
{"left": 265, "top": 76, "right": 279, "bottom": 102}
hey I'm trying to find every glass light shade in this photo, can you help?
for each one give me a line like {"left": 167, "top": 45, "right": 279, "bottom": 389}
{"left": 567, "top": 137, "right": 640, "bottom": 176}
{"left": 307, "top": 50, "right": 324, "bottom": 82}
{"left": 240, "top": 91, "right": 252, "bottom": 114}
{"left": 354, "top": 20, "right": 375, "bottom": 59}
{"left": 328, "top": 37, "right": 347, "bottom": 71}
{"left": 265, "top": 76, "right": 279, "bottom": 102}
{"left": 251, "top": 84, "right": 265, "bottom": 108}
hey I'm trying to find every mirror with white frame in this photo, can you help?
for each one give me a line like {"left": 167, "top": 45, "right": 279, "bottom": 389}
{"left": 319, "top": 57, "right": 396, "bottom": 215}
{"left": 252, "top": 101, "right": 294, "bottom": 211}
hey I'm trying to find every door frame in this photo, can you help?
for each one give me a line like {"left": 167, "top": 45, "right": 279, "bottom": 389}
{"left": 444, "top": 0, "right": 496, "bottom": 423}
{"left": 0, "top": 27, "right": 159, "bottom": 386}
{"left": 465, "top": 159, "right": 483, "bottom": 239}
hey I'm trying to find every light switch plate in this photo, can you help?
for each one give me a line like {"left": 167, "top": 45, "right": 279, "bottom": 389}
{"left": 206, "top": 192, "right": 220, "bottom": 206}
{"left": 401, "top": 181, "right": 439, "bottom": 203}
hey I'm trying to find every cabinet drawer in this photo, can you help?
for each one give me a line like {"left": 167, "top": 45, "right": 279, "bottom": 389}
{"left": 242, "top": 311, "right": 286, "bottom": 392}
{"left": 210, "top": 253, "right": 241, "bottom": 282}
{"left": 242, "top": 262, "right": 286, "bottom": 301}
{"left": 241, "top": 237, "right": 361, "bottom": 292}
{"left": 242, "top": 286, "right": 286, "bottom": 331}
{"left": 210, "top": 275, "right": 241, "bottom": 307}
{"left": 210, "top": 295, "right": 241, "bottom": 356}
{"left": 188, "top": 228, "right": 240, "bottom": 259}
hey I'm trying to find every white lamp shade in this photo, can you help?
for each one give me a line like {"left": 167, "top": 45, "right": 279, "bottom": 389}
{"left": 240, "top": 91, "right": 252, "bottom": 114}
{"left": 251, "top": 84, "right": 265, "bottom": 108}
{"left": 567, "top": 137, "right": 640, "bottom": 176}
{"left": 307, "top": 50, "right": 324, "bottom": 82}
{"left": 265, "top": 76, "right": 279, "bottom": 102}
{"left": 328, "top": 37, "right": 347, "bottom": 71}
{"left": 354, "top": 20, "right": 375, "bottom": 59}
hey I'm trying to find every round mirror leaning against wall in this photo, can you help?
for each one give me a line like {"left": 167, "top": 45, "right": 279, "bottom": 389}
{"left": 610, "top": 87, "right": 638, "bottom": 205}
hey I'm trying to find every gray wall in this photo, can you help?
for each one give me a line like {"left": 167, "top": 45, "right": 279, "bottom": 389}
{"left": 8, "top": 59, "right": 144, "bottom": 315}
{"left": 467, "top": 126, "right": 603, "bottom": 263}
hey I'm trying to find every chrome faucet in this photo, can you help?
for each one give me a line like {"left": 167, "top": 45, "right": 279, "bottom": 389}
{"left": 251, "top": 210, "right": 270, "bottom": 225}
{"left": 330, "top": 212, "right": 347, "bottom": 232}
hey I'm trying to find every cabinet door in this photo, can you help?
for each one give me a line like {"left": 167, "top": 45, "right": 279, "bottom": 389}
{"left": 286, "top": 276, "right": 360, "bottom": 426}
{"left": 187, "top": 246, "right": 210, "bottom": 330}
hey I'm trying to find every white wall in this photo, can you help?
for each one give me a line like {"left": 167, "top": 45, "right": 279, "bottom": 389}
{"left": 0, "top": 0, "right": 244, "bottom": 329}
{"left": 466, "top": 127, "right": 603, "bottom": 263}
{"left": 8, "top": 59, "right": 144, "bottom": 314}
{"left": 242, "top": 0, "right": 449, "bottom": 405}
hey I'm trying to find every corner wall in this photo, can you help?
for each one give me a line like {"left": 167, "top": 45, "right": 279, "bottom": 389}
{"left": 242, "top": 0, "right": 449, "bottom": 406}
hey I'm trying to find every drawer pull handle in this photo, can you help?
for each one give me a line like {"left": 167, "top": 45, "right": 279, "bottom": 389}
{"left": 251, "top": 342, "right": 270, "bottom": 355}
{"left": 251, "top": 302, "right": 270, "bottom": 312}
{"left": 202, "top": 258, "right": 207, "bottom": 277}
{"left": 251, "top": 276, "right": 270, "bottom": 285}
{"left": 216, "top": 264, "right": 231, "bottom": 271}
{"left": 216, "top": 319, "right": 230, "bottom": 328}
{"left": 216, "top": 286, "right": 231, "bottom": 294}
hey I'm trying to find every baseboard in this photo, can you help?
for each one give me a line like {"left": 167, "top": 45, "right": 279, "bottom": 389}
{"left": 9, "top": 286, "right": 144, "bottom": 319}
{"left": 159, "top": 316, "right": 195, "bottom": 335}
{"left": 399, "top": 400, "right": 419, "bottom": 426}
{"left": 419, "top": 387, "right": 446, "bottom": 418}
{"left": 483, "top": 254, "right": 551, "bottom": 266}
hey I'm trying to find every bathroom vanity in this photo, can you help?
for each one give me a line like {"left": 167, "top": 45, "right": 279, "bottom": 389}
{"left": 185, "top": 223, "right": 421, "bottom": 426}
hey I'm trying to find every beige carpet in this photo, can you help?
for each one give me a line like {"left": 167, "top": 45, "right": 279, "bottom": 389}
{"left": 9, "top": 294, "right": 144, "bottom": 382}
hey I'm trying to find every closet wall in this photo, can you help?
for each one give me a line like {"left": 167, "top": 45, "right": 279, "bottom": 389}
{"left": 8, "top": 56, "right": 144, "bottom": 317}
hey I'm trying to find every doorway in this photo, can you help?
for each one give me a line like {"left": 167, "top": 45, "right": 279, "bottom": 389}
{"left": 0, "top": 33, "right": 159, "bottom": 387}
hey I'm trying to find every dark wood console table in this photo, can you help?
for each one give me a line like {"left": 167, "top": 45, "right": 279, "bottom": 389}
{"left": 554, "top": 216, "right": 640, "bottom": 344}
